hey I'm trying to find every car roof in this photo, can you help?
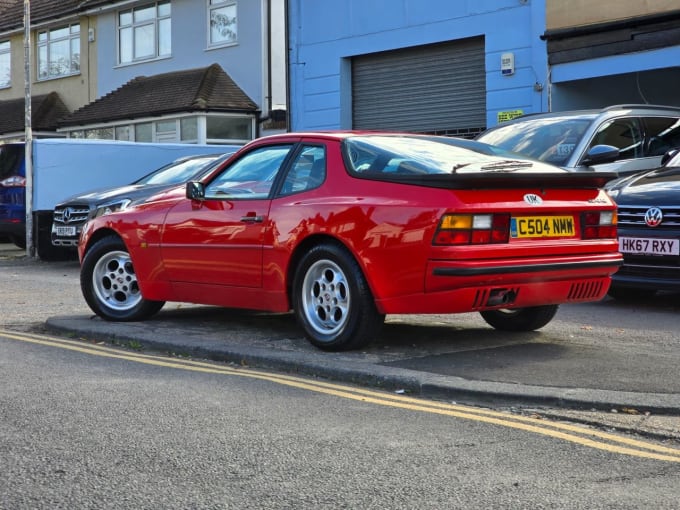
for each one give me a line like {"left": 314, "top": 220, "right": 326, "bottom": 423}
{"left": 171, "top": 153, "right": 226, "bottom": 163}
{"left": 492, "top": 104, "right": 680, "bottom": 126}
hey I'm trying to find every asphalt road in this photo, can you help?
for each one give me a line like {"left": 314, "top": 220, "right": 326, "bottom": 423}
{"left": 5, "top": 328, "right": 680, "bottom": 509}
{"left": 2, "top": 242, "right": 680, "bottom": 439}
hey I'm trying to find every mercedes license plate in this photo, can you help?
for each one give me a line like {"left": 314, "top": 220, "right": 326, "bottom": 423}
{"left": 55, "top": 226, "right": 77, "bottom": 237}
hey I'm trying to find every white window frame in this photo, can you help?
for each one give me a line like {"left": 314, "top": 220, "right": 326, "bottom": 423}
{"left": 63, "top": 114, "right": 254, "bottom": 144}
{"left": 0, "top": 40, "right": 10, "bottom": 88}
{"left": 37, "top": 23, "right": 80, "bottom": 81}
{"left": 207, "top": 0, "right": 237, "bottom": 49}
{"left": 118, "top": 0, "right": 172, "bottom": 65}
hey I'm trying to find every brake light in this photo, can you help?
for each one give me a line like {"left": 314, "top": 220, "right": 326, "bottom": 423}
{"left": 0, "top": 175, "right": 26, "bottom": 187}
{"left": 434, "top": 214, "right": 510, "bottom": 245}
{"left": 582, "top": 210, "right": 617, "bottom": 239}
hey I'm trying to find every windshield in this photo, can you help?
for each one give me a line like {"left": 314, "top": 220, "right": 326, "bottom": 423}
{"left": 477, "top": 116, "right": 593, "bottom": 166}
{"left": 135, "top": 155, "right": 222, "bottom": 186}
{"left": 342, "top": 135, "right": 549, "bottom": 175}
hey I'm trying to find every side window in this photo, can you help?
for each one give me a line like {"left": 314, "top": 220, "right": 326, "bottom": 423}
{"left": 587, "top": 118, "right": 643, "bottom": 161}
{"left": 280, "top": 145, "right": 326, "bottom": 195}
{"left": 644, "top": 117, "right": 680, "bottom": 157}
{"left": 205, "top": 144, "right": 293, "bottom": 199}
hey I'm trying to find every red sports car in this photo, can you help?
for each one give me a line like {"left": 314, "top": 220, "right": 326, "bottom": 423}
{"left": 79, "top": 132, "right": 622, "bottom": 351}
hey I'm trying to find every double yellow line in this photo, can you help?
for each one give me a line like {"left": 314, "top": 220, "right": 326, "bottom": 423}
{"left": 4, "top": 328, "right": 680, "bottom": 463}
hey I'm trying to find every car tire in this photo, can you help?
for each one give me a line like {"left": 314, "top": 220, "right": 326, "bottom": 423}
{"left": 607, "top": 285, "right": 656, "bottom": 301}
{"left": 479, "top": 305, "right": 559, "bottom": 331}
{"left": 10, "top": 235, "right": 25, "bottom": 249}
{"left": 81, "top": 235, "right": 165, "bottom": 321}
{"left": 292, "top": 242, "right": 384, "bottom": 351}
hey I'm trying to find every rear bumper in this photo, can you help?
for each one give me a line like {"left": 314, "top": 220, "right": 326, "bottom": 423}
{"left": 431, "top": 257, "right": 622, "bottom": 277}
{"left": 612, "top": 269, "right": 680, "bottom": 292}
{"left": 375, "top": 253, "right": 622, "bottom": 314}
{"left": 0, "top": 220, "right": 26, "bottom": 238}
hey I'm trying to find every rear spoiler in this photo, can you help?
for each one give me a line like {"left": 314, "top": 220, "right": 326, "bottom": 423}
{"left": 358, "top": 171, "right": 619, "bottom": 190}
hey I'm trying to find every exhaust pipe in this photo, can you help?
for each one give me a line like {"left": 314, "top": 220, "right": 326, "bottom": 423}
{"left": 486, "top": 288, "right": 517, "bottom": 307}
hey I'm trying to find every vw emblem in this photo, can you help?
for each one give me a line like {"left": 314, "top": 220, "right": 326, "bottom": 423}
{"left": 644, "top": 207, "right": 663, "bottom": 227}
{"left": 63, "top": 207, "right": 72, "bottom": 222}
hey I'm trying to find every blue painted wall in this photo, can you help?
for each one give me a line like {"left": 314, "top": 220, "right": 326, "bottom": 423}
{"left": 288, "top": 0, "right": 548, "bottom": 131}
{"left": 94, "top": 0, "right": 266, "bottom": 109}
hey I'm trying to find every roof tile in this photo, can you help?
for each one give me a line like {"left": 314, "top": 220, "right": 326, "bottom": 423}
{"left": 0, "top": 0, "right": 84, "bottom": 32}
{"left": 59, "top": 64, "right": 260, "bottom": 127}
{"left": 0, "top": 91, "right": 71, "bottom": 134}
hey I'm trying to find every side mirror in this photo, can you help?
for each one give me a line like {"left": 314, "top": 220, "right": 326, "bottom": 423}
{"left": 660, "top": 148, "right": 680, "bottom": 167}
{"left": 581, "top": 144, "right": 620, "bottom": 166}
{"left": 186, "top": 181, "right": 205, "bottom": 200}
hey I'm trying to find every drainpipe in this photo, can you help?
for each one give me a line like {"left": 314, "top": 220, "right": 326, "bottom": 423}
{"left": 258, "top": 0, "right": 273, "bottom": 134}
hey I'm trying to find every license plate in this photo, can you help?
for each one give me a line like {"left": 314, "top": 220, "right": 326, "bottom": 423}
{"left": 54, "top": 226, "right": 77, "bottom": 236}
{"left": 510, "top": 216, "right": 575, "bottom": 238}
{"left": 619, "top": 236, "right": 679, "bottom": 255}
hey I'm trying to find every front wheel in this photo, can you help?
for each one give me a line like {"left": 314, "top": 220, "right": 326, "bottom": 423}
{"left": 292, "top": 242, "right": 384, "bottom": 351}
{"left": 480, "top": 305, "right": 559, "bottom": 332}
{"left": 80, "top": 235, "right": 165, "bottom": 321}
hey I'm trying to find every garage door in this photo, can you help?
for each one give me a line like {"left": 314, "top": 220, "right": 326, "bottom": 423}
{"left": 352, "top": 37, "right": 487, "bottom": 138}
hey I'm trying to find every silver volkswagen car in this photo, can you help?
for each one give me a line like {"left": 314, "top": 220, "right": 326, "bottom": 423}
{"left": 477, "top": 104, "right": 680, "bottom": 177}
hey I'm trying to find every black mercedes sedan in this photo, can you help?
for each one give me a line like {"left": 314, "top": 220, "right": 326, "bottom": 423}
{"left": 606, "top": 150, "right": 680, "bottom": 299}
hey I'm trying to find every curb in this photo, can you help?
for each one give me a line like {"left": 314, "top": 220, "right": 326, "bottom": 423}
{"left": 45, "top": 316, "right": 680, "bottom": 415}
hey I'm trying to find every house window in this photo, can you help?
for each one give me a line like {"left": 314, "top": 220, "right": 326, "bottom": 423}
{"left": 209, "top": 0, "right": 237, "bottom": 47}
{"left": 155, "top": 119, "right": 178, "bottom": 142}
{"left": 135, "top": 123, "right": 153, "bottom": 142}
{"left": 0, "top": 41, "right": 10, "bottom": 88}
{"left": 65, "top": 115, "right": 254, "bottom": 143}
{"left": 206, "top": 115, "right": 251, "bottom": 142}
{"left": 180, "top": 117, "right": 198, "bottom": 142}
{"left": 119, "top": 1, "right": 171, "bottom": 64}
{"left": 37, "top": 24, "right": 80, "bottom": 80}
{"left": 84, "top": 128, "right": 114, "bottom": 139}
{"left": 115, "top": 125, "right": 132, "bottom": 141}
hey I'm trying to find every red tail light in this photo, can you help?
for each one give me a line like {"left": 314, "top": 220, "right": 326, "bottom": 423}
{"left": 581, "top": 210, "right": 617, "bottom": 239}
{"left": 434, "top": 214, "right": 510, "bottom": 245}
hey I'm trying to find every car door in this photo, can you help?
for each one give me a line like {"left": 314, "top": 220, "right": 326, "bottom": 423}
{"left": 159, "top": 144, "right": 295, "bottom": 288}
{"left": 579, "top": 117, "right": 650, "bottom": 175}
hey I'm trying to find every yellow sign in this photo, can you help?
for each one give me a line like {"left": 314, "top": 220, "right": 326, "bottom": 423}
{"left": 497, "top": 110, "right": 524, "bottom": 123}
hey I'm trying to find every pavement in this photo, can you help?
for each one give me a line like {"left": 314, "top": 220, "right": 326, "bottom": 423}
{"left": 2, "top": 242, "right": 680, "bottom": 440}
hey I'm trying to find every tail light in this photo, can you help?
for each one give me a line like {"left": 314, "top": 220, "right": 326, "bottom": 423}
{"left": 434, "top": 214, "right": 510, "bottom": 245}
{"left": 0, "top": 176, "right": 26, "bottom": 187}
{"left": 581, "top": 210, "right": 617, "bottom": 239}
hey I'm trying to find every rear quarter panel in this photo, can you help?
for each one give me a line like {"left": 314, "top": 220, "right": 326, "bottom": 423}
{"left": 268, "top": 143, "right": 618, "bottom": 305}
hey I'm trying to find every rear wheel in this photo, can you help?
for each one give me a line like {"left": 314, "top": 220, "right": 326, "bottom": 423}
{"left": 480, "top": 305, "right": 559, "bottom": 331}
{"left": 9, "top": 235, "right": 25, "bottom": 249}
{"left": 292, "top": 242, "right": 384, "bottom": 351}
{"left": 81, "top": 235, "right": 164, "bottom": 321}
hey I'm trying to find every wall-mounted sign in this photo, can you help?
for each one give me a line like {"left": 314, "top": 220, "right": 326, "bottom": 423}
{"left": 497, "top": 110, "right": 524, "bottom": 123}
{"left": 501, "top": 52, "right": 515, "bottom": 75}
